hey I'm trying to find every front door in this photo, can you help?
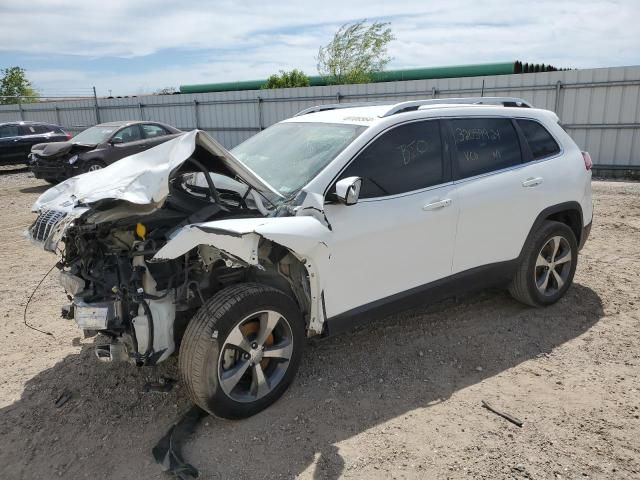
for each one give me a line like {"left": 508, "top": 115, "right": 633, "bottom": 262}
{"left": 108, "top": 124, "right": 146, "bottom": 162}
{"left": 0, "top": 124, "right": 22, "bottom": 162}
{"left": 323, "top": 119, "right": 459, "bottom": 319}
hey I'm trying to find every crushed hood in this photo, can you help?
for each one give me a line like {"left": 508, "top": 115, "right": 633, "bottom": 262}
{"left": 32, "top": 130, "right": 281, "bottom": 213}
{"left": 31, "top": 141, "right": 96, "bottom": 158}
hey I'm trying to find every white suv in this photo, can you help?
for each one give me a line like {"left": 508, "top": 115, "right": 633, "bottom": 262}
{"left": 28, "top": 97, "right": 593, "bottom": 418}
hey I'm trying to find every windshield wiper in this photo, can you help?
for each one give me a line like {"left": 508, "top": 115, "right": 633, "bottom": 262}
{"left": 234, "top": 176, "right": 276, "bottom": 209}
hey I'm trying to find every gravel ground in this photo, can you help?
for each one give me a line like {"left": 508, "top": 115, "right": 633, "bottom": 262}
{"left": 0, "top": 172, "right": 639, "bottom": 479}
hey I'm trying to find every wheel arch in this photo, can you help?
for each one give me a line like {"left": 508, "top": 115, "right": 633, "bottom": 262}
{"left": 519, "top": 201, "right": 584, "bottom": 262}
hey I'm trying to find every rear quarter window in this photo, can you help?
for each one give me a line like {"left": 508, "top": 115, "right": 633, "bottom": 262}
{"left": 450, "top": 118, "right": 522, "bottom": 179}
{"left": 517, "top": 119, "right": 560, "bottom": 160}
{"left": 33, "top": 125, "right": 51, "bottom": 134}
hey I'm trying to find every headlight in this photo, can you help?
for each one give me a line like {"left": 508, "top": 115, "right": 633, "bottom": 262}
{"left": 68, "top": 155, "right": 79, "bottom": 164}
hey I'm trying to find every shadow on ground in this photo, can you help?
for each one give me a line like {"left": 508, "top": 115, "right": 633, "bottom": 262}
{"left": 19, "top": 184, "right": 51, "bottom": 194}
{"left": 0, "top": 284, "right": 603, "bottom": 479}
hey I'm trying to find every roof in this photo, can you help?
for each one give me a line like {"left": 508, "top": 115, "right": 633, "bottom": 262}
{"left": 0, "top": 120, "right": 62, "bottom": 127}
{"left": 283, "top": 97, "right": 556, "bottom": 126}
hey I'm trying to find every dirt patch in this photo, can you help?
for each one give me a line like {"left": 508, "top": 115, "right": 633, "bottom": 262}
{"left": 0, "top": 173, "right": 639, "bottom": 479}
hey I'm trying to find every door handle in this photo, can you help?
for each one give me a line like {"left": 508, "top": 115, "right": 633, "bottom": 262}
{"left": 522, "top": 177, "right": 543, "bottom": 188}
{"left": 423, "top": 198, "right": 452, "bottom": 211}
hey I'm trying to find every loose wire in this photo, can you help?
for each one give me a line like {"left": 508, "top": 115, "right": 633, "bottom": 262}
{"left": 23, "top": 263, "right": 58, "bottom": 337}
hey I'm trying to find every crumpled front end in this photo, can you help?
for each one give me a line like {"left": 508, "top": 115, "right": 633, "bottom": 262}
{"left": 25, "top": 129, "right": 329, "bottom": 366}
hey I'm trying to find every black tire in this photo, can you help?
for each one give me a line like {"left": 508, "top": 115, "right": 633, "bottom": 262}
{"left": 42, "top": 177, "right": 60, "bottom": 185}
{"left": 179, "top": 283, "right": 305, "bottom": 419}
{"left": 509, "top": 220, "right": 578, "bottom": 307}
{"left": 83, "top": 159, "right": 105, "bottom": 173}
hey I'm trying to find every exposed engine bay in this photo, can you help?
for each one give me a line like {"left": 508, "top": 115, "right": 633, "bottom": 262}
{"left": 27, "top": 131, "right": 329, "bottom": 365}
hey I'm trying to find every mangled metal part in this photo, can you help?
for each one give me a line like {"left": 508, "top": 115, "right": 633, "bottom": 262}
{"left": 31, "top": 130, "right": 279, "bottom": 215}
{"left": 154, "top": 216, "right": 331, "bottom": 335}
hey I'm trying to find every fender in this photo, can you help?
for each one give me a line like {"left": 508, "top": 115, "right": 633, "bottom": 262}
{"left": 153, "top": 216, "right": 332, "bottom": 335}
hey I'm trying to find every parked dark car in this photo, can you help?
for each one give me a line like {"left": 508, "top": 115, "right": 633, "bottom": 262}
{"left": 0, "top": 121, "right": 70, "bottom": 164}
{"left": 29, "top": 121, "right": 181, "bottom": 183}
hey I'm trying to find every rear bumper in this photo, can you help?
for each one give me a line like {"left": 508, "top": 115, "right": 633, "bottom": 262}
{"left": 579, "top": 221, "right": 592, "bottom": 251}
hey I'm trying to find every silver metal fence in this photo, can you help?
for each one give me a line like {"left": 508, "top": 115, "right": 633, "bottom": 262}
{"left": 1, "top": 65, "right": 639, "bottom": 170}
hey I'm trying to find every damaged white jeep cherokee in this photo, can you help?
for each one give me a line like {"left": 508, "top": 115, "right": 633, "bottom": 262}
{"left": 28, "top": 97, "right": 593, "bottom": 418}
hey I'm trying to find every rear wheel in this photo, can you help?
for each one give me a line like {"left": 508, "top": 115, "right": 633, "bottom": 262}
{"left": 42, "top": 177, "right": 59, "bottom": 185}
{"left": 179, "top": 283, "right": 305, "bottom": 418}
{"left": 509, "top": 220, "right": 578, "bottom": 307}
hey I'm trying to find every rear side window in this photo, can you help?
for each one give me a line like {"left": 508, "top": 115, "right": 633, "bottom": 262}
{"left": 142, "top": 124, "right": 169, "bottom": 138}
{"left": 517, "top": 119, "right": 560, "bottom": 160}
{"left": 450, "top": 118, "right": 521, "bottom": 179}
{"left": 340, "top": 120, "right": 445, "bottom": 198}
{"left": 33, "top": 125, "right": 51, "bottom": 134}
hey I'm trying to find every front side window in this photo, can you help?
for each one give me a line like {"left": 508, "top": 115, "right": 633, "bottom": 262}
{"left": 450, "top": 118, "right": 522, "bottom": 179}
{"left": 339, "top": 120, "right": 445, "bottom": 199}
{"left": 0, "top": 125, "right": 19, "bottom": 138}
{"left": 232, "top": 122, "right": 365, "bottom": 197}
{"left": 112, "top": 125, "right": 143, "bottom": 143}
{"left": 517, "top": 119, "right": 560, "bottom": 160}
{"left": 142, "top": 124, "right": 168, "bottom": 138}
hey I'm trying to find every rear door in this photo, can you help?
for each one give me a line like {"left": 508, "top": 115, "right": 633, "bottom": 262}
{"left": 23, "top": 124, "right": 54, "bottom": 153}
{"left": 323, "top": 119, "right": 459, "bottom": 318}
{"left": 448, "top": 116, "right": 541, "bottom": 273}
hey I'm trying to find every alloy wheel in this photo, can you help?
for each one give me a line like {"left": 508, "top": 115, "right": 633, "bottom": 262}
{"left": 534, "top": 235, "right": 572, "bottom": 296}
{"left": 218, "top": 310, "right": 294, "bottom": 403}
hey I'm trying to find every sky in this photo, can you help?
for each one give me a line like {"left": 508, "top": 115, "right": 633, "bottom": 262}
{"left": 0, "top": 0, "right": 639, "bottom": 97}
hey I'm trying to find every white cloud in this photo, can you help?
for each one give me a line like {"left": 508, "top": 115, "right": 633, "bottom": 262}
{"left": 2, "top": 0, "right": 639, "bottom": 95}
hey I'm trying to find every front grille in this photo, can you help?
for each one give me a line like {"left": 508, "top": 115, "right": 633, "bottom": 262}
{"left": 30, "top": 209, "right": 67, "bottom": 242}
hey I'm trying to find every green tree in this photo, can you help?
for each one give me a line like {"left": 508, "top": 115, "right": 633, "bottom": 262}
{"left": 0, "top": 67, "right": 39, "bottom": 104}
{"left": 317, "top": 20, "right": 395, "bottom": 85}
{"left": 262, "top": 69, "right": 310, "bottom": 89}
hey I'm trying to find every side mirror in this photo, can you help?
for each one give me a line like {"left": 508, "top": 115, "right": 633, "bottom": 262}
{"left": 110, "top": 137, "right": 123, "bottom": 145}
{"left": 335, "top": 176, "right": 362, "bottom": 206}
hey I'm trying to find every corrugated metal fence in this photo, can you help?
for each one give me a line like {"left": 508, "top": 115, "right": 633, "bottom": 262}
{"left": 1, "top": 65, "right": 639, "bottom": 170}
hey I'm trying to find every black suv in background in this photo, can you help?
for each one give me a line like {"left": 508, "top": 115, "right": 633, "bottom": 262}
{"left": 29, "top": 120, "right": 181, "bottom": 183}
{"left": 0, "top": 121, "right": 70, "bottom": 164}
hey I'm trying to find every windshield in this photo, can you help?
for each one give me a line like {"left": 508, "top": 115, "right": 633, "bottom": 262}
{"left": 72, "top": 125, "right": 118, "bottom": 145}
{"left": 231, "top": 122, "right": 366, "bottom": 197}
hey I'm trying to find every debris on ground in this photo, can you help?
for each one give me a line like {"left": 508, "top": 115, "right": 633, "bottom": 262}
{"left": 54, "top": 389, "right": 72, "bottom": 408}
{"left": 144, "top": 377, "right": 177, "bottom": 393}
{"left": 482, "top": 400, "right": 523, "bottom": 427}
{"left": 152, "top": 405, "right": 208, "bottom": 479}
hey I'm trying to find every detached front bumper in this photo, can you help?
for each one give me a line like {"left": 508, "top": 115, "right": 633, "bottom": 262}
{"left": 29, "top": 154, "right": 79, "bottom": 180}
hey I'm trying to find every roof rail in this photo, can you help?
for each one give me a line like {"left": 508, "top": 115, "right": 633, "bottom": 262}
{"left": 294, "top": 102, "right": 387, "bottom": 117}
{"left": 381, "top": 97, "right": 532, "bottom": 117}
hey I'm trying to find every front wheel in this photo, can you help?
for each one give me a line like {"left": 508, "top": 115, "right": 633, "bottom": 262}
{"left": 83, "top": 160, "right": 105, "bottom": 173}
{"left": 509, "top": 220, "right": 578, "bottom": 307}
{"left": 179, "top": 283, "right": 305, "bottom": 419}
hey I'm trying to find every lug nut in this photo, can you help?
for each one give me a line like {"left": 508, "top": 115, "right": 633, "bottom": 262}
{"left": 243, "top": 353, "right": 250, "bottom": 360}
{"left": 251, "top": 342, "right": 258, "bottom": 349}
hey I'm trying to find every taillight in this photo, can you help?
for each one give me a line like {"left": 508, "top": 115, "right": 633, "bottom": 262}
{"left": 581, "top": 151, "right": 592, "bottom": 171}
{"left": 66, "top": 132, "right": 73, "bottom": 140}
